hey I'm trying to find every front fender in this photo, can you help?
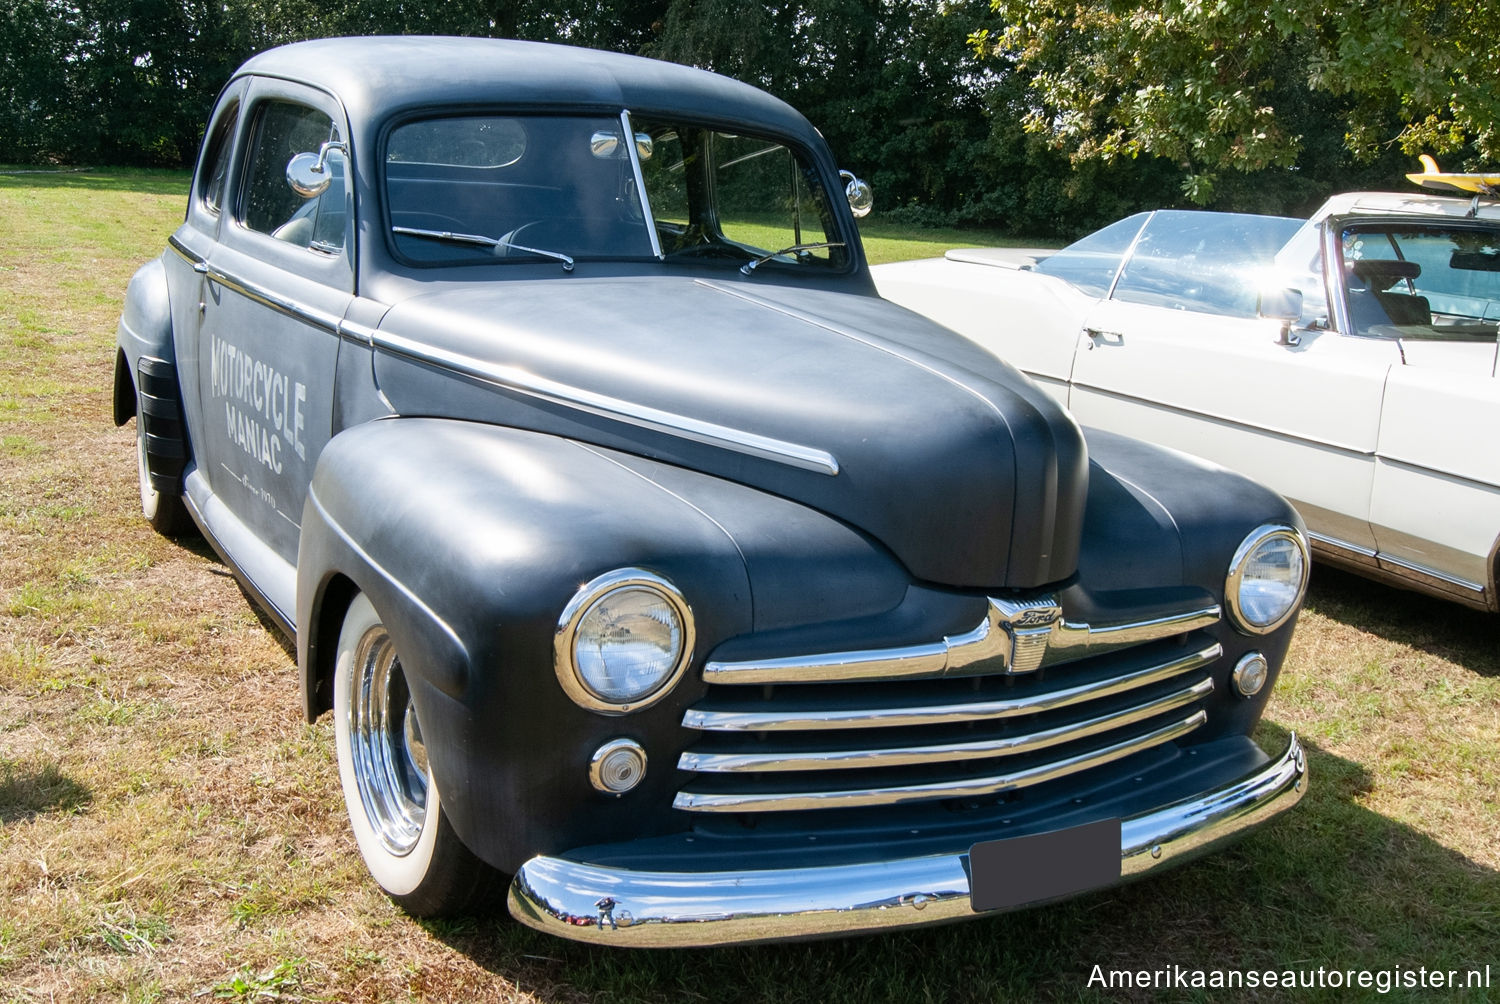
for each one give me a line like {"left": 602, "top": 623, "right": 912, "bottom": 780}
{"left": 296, "top": 418, "right": 763, "bottom": 871}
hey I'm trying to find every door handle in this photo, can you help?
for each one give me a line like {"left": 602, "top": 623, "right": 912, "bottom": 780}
{"left": 1085, "top": 328, "right": 1125, "bottom": 348}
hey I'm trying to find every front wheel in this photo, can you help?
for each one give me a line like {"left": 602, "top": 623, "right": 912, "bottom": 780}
{"left": 333, "top": 593, "right": 500, "bottom": 916}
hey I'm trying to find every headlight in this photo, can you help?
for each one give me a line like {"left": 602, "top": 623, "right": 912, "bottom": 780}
{"left": 554, "top": 568, "right": 694, "bottom": 714}
{"left": 1225, "top": 524, "right": 1308, "bottom": 634}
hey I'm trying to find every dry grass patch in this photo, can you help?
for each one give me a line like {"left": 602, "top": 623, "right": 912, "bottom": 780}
{"left": 1, "top": 169, "right": 1496, "bottom": 1002}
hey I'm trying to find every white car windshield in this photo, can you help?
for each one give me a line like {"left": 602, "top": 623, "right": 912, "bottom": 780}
{"left": 1035, "top": 210, "right": 1302, "bottom": 317}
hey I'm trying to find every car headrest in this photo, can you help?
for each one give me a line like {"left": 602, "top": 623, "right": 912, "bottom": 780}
{"left": 1350, "top": 258, "right": 1421, "bottom": 289}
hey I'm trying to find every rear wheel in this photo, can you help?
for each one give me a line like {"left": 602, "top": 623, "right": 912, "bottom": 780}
{"left": 333, "top": 593, "right": 500, "bottom": 916}
{"left": 135, "top": 414, "right": 190, "bottom": 536}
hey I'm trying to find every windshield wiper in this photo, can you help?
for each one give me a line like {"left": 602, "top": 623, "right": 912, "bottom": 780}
{"left": 392, "top": 226, "right": 575, "bottom": 272}
{"left": 739, "top": 242, "right": 845, "bottom": 275}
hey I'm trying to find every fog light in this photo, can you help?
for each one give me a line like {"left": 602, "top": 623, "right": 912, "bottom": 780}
{"left": 1232, "top": 652, "right": 1270, "bottom": 698}
{"left": 590, "top": 739, "right": 647, "bottom": 794}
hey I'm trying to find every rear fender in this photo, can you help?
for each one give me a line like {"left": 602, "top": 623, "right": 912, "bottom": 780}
{"left": 114, "top": 257, "right": 174, "bottom": 425}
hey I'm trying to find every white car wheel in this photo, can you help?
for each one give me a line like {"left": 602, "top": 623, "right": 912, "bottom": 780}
{"left": 333, "top": 593, "right": 497, "bottom": 913}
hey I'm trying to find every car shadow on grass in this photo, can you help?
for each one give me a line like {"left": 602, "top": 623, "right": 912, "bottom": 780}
{"left": 0, "top": 756, "right": 92, "bottom": 824}
{"left": 1305, "top": 565, "right": 1500, "bottom": 678}
{"left": 417, "top": 726, "right": 1497, "bottom": 1003}
{"left": 171, "top": 527, "right": 299, "bottom": 662}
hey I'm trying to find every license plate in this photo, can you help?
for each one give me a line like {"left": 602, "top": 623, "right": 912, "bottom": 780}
{"left": 969, "top": 818, "right": 1122, "bottom": 912}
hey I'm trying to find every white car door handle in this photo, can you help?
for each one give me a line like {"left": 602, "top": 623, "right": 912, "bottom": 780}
{"left": 1085, "top": 328, "right": 1125, "bottom": 348}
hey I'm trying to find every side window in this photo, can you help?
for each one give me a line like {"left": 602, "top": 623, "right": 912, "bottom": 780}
{"left": 240, "top": 100, "right": 345, "bottom": 252}
{"left": 201, "top": 105, "right": 238, "bottom": 214}
{"left": 1341, "top": 224, "right": 1500, "bottom": 339}
{"left": 712, "top": 134, "right": 837, "bottom": 263}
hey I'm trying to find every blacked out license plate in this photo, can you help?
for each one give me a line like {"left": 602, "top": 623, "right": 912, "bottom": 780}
{"left": 968, "top": 818, "right": 1123, "bottom": 913}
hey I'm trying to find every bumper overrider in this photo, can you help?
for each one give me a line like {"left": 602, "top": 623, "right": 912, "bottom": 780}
{"left": 508, "top": 734, "right": 1306, "bottom": 946}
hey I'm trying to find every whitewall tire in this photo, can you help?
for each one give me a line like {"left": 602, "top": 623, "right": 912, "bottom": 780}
{"left": 333, "top": 592, "right": 498, "bottom": 915}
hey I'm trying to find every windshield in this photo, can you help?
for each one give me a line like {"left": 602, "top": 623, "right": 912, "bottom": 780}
{"left": 1035, "top": 211, "right": 1303, "bottom": 317}
{"left": 383, "top": 113, "right": 848, "bottom": 272}
{"left": 386, "top": 115, "right": 656, "bottom": 265}
{"left": 1340, "top": 222, "right": 1500, "bottom": 340}
{"left": 634, "top": 120, "right": 847, "bottom": 271}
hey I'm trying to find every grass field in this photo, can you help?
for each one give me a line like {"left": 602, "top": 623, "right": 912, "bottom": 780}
{"left": 1, "top": 168, "right": 1496, "bottom": 1002}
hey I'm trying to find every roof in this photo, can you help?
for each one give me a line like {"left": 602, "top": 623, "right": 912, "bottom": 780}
{"left": 1311, "top": 191, "right": 1500, "bottom": 224}
{"left": 236, "top": 36, "right": 819, "bottom": 146}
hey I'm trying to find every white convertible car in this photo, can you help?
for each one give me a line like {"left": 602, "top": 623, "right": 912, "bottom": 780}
{"left": 875, "top": 177, "right": 1500, "bottom": 611}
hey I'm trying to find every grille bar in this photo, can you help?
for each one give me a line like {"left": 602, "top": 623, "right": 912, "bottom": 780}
{"left": 677, "top": 677, "right": 1213, "bottom": 774}
{"left": 702, "top": 597, "right": 1220, "bottom": 685}
{"left": 682, "top": 642, "right": 1221, "bottom": 733}
{"left": 672, "top": 711, "right": 1208, "bottom": 813}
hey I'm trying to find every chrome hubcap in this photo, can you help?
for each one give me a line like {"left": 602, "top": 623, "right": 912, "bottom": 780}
{"left": 348, "top": 626, "right": 428, "bottom": 855}
{"left": 135, "top": 419, "right": 154, "bottom": 506}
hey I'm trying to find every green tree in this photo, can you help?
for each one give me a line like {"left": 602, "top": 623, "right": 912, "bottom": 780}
{"left": 972, "top": 0, "right": 1500, "bottom": 202}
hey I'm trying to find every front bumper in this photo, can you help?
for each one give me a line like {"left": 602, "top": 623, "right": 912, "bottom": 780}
{"left": 507, "top": 734, "right": 1306, "bottom": 946}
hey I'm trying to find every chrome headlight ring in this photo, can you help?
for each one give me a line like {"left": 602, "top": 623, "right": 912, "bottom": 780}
{"left": 1225, "top": 524, "right": 1309, "bottom": 635}
{"left": 554, "top": 568, "right": 695, "bottom": 715}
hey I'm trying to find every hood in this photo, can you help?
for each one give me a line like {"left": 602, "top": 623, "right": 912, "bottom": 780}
{"left": 369, "top": 276, "right": 1086, "bottom": 589}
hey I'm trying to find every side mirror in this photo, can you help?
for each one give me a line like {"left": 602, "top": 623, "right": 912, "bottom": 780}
{"left": 840, "top": 170, "right": 873, "bottom": 218}
{"left": 1258, "top": 287, "right": 1304, "bottom": 346}
{"left": 286, "top": 141, "right": 347, "bottom": 199}
{"left": 590, "top": 131, "right": 654, "bottom": 160}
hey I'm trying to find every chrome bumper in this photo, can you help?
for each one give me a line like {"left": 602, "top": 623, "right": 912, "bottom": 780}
{"left": 507, "top": 734, "right": 1307, "bottom": 947}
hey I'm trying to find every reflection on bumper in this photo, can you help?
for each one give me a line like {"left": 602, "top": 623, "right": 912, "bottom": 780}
{"left": 507, "top": 734, "right": 1307, "bottom": 947}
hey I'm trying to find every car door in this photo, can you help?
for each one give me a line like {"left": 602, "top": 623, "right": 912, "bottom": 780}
{"left": 1065, "top": 212, "right": 1400, "bottom": 557}
{"left": 1344, "top": 218, "right": 1500, "bottom": 600}
{"left": 194, "top": 78, "right": 354, "bottom": 609}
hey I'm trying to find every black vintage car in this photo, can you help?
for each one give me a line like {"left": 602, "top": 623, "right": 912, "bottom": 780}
{"left": 114, "top": 36, "right": 1309, "bottom": 946}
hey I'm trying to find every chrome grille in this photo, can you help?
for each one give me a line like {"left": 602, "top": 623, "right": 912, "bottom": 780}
{"left": 675, "top": 597, "right": 1222, "bottom": 814}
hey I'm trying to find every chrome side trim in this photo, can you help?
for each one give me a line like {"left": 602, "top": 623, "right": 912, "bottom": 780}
{"left": 167, "top": 233, "right": 204, "bottom": 266}
{"left": 671, "top": 711, "right": 1206, "bottom": 812}
{"left": 508, "top": 735, "right": 1307, "bottom": 946}
{"left": 684, "top": 642, "right": 1221, "bottom": 732}
{"left": 1307, "top": 530, "right": 1377, "bottom": 560}
{"left": 677, "top": 677, "right": 1213, "bottom": 773}
{"left": 701, "top": 596, "right": 1219, "bottom": 685}
{"left": 200, "top": 260, "right": 346, "bottom": 334}
{"left": 370, "top": 330, "right": 840, "bottom": 476}
{"left": 337, "top": 318, "right": 378, "bottom": 346}
{"left": 1376, "top": 551, "right": 1486, "bottom": 595}
{"left": 1309, "top": 531, "right": 1486, "bottom": 595}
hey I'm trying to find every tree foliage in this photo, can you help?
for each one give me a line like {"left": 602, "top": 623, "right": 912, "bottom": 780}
{"left": 2, "top": 0, "right": 1483, "bottom": 233}
{"left": 972, "top": 0, "right": 1500, "bottom": 202}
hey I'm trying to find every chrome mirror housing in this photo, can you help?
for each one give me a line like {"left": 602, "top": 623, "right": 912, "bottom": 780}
{"left": 591, "top": 131, "right": 654, "bottom": 160}
{"left": 286, "top": 141, "right": 347, "bottom": 198}
{"left": 1258, "top": 287, "right": 1304, "bottom": 346}
{"left": 840, "top": 170, "right": 873, "bottom": 218}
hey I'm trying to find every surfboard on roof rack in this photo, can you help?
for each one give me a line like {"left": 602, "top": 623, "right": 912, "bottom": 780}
{"left": 1406, "top": 153, "right": 1500, "bottom": 195}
